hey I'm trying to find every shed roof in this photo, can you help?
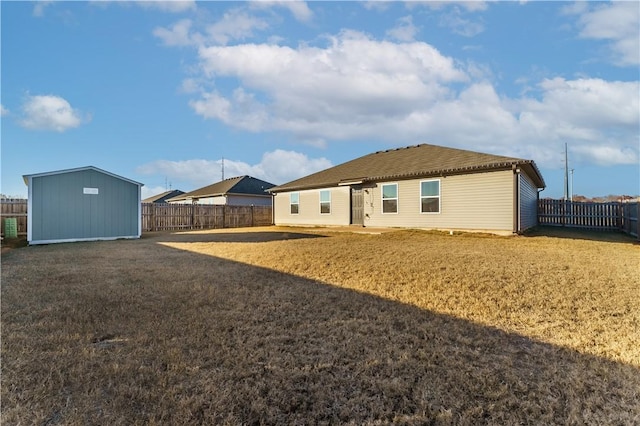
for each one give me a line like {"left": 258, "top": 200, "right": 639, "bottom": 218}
{"left": 166, "top": 175, "right": 275, "bottom": 202}
{"left": 270, "top": 144, "right": 545, "bottom": 192}
{"left": 23, "top": 166, "right": 143, "bottom": 186}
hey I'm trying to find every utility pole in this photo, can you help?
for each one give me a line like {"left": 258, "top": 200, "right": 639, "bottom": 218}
{"left": 563, "top": 143, "right": 569, "bottom": 201}
{"left": 570, "top": 169, "right": 574, "bottom": 201}
{"left": 221, "top": 157, "right": 225, "bottom": 181}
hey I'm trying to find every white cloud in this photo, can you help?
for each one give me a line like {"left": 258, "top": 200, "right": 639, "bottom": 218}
{"left": 250, "top": 0, "right": 313, "bottom": 22}
{"left": 568, "top": 1, "right": 640, "bottom": 66}
{"left": 133, "top": 1, "right": 196, "bottom": 13}
{"left": 153, "top": 19, "right": 198, "bottom": 46}
{"left": 33, "top": 1, "right": 53, "bottom": 17}
{"left": 192, "top": 30, "right": 467, "bottom": 142}
{"left": 157, "top": 18, "right": 637, "bottom": 170}
{"left": 515, "top": 77, "right": 639, "bottom": 166}
{"left": 91, "top": 0, "right": 196, "bottom": 13}
{"left": 386, "top": 15, "right": 419, "bottom": 42}
{"left": 362, "top": 1, "right": 391, "bottom": 12}
{"left": 19, "top": 95, "right": 86, "bottom": 132}
{"left": 136, "top": 150, "right": 332, "bottom": 187}
{"left": 572, "top": 145, "right": 638, "bottom": 167}
{"left": 0, "top": 104, "right": 8, "bottom": 116}
{"left": 206, "top": 9, "right": 269, "bottom": 45}
{"left": 153, "top": 9, "right": 268, "bottom": 47}
{"left": 438, "top": 7, "right": 485, "bottom": 37}
{"left": 413, "top": 1, "right": 489, "bottom": 13}
{"left": 141, "top": 185, "right": 170, "bottom": 200}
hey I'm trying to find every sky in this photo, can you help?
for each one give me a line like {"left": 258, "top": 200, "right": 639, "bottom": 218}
{"left": 1, "top": 0, "right": 639, "bottom": 200}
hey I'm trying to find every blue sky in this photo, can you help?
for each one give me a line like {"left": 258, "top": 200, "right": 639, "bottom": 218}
{"left": 2, "top": 1, "right": 639, "bottom": 199}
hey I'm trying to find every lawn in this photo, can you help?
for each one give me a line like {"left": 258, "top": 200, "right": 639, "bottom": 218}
{"left": 2, "top": 226, "right": 639, "bottom": 425}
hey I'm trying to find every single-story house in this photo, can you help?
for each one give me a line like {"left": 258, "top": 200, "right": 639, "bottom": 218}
{"left": 269, "top": 144, "right": 546, "bottom": 234}
{"left": 142, "top": 189, "right": 185, "bottom": 203}
{"left": 23, "top": 166, "right": 143, "bottom": 245}
{"left": 166, "top": 175, "right": 275, "bottom": 206}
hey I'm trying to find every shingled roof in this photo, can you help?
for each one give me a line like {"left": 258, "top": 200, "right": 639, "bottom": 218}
{"left": 142, "top": 189, "right": 185, "bottom": 203}
{"left": 270, "top": 144, "right": 545, "bottom": 192}
{"left": 167, "top": 175, "right": 275, "bottom": 202}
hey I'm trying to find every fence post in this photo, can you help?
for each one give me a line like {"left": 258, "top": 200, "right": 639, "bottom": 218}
{"left": 223, "top": 205, "right": 227, "bottom": 228}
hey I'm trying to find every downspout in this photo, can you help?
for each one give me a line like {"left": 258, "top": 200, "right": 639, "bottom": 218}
{"left": 512, "top": 165, "right": 519, "bottom": 234}
{"left": 271, "top": 192, "right": 275, "bottom": 225}
{"left": 537, "top": 188, "right": 544, "bottom": 227}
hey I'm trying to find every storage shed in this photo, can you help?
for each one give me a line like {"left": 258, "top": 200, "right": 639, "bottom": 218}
{"left": 270, "top": 144, "right": 546, "bottom": 234}
{"left": 23, "top": 166, "right": 143, "bottom": 245}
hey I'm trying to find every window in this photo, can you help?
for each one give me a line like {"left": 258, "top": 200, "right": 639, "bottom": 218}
{"left": 319, "top": 190, "right": 331, "bottom": 214}
{"left": 290, "top": 192, "right": 299, "bottom": 214}
{"left": 420, "top": 180, "right": 440, "bottom": 213}
{"left": 381, "top": 183, "right": 398, "bottom": 214}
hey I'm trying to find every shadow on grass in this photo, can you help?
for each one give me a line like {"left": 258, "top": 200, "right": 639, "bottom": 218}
{"left": 2, "top": 238, "right": 639, "bottom": 425}
{"left": 143, "top": 230, "right": 326, "bottom": 243}
{"left": 523, "top": 225, "right": 639, "bottom": 244}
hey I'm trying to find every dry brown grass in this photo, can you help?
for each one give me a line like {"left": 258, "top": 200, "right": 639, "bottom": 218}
{"left": 2, "top": 226, "right": 639, "bottom": 425}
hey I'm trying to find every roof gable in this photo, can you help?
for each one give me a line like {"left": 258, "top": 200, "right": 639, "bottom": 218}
{"left": 167, "top": 176, "right": 275, "bottom": 201}
{"left": 270, "top": 144, "right": 545, "bottom": 192}
{"left": 23, "top": 166, "right": 143, "bottom": 186}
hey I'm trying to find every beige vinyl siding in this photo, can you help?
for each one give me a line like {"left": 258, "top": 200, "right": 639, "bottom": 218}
{"left": 274, "top": 187, "right": 350, "bottom": 226}
{"left": 169, "top": 195, "right": 271, "bottom": 206}
{"left": 365, "top": 170, "right": 514, "bottom": 231}
{"left": 518, "top": 172, "right": 539, "bottom": 231}
{"left": 184, "top": 196, "right": 226, "bottom": 205}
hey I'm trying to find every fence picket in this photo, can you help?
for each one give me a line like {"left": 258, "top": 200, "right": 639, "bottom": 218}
{"left": 537, "top": 199, "right": 638, "bottom": 236}
{"left": 2, "top": 199, "right": 637, "bottom": 238}
{"left": 1, "top": 200, "right": 273, "bottom": 236}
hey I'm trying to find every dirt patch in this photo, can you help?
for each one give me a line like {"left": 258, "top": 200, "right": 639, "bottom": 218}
{"left": 2, "top": 226, "right": 639, "bottom": 424}
{"left": 1, "top": 236, "right": 28, "bottom": 255}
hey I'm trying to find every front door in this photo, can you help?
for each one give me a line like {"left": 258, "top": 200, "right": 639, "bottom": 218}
{"left": 351, "top": 187, "right": 364, "bottom": 226}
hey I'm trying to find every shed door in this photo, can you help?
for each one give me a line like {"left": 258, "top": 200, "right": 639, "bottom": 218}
{"left": 351, "top": 187, "right": 364, "bottom": 226}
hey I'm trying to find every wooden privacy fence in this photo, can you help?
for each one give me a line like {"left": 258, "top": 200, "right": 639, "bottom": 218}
{"left": 141, "top": 203, "right": 273, "bottom": 232}
{"left": 0, "top": 200, "right": 272, "bottom": 237}
{"left": 538, "top": 199, "right": 639, "bottom": 237}
{"left": 1, "top": 199, "right": 28, "bottom": 237}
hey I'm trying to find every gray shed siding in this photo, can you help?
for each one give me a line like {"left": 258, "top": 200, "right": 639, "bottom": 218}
{"left": 518, "top": 172, "right": 538, "bottom": 232}
{"left": 28, "top": 168, "right": 140, "bottom": 244}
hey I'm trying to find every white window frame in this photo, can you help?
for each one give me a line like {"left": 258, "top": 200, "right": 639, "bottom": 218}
{"left": 290, "top": 192, "right": 299, "bottom": 215}
{"left": 381, "top": 183, "right": 398, "bottom": 214}
{"left": 319, "top": 190, "right": 331, "bottom": 214}
{"left": 420, "top": 179, "right": 441, "bottom": 214}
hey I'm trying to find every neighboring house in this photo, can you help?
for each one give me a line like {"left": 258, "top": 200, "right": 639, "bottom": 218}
{"left": 269, "top": 144, "right": 546, "bottom": 234}
{"left": 23, "top": 166, "right": 143, "bottom": 245}
{"left": 166, "top": 175, "right": 275, "bottom": 206}
{"left": 142, "top": 189, "right": 185, "bottom": 203}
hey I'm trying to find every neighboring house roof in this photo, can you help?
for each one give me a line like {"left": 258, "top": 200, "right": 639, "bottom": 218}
{"left": 142, "top": 190, "right": 185, "bottom": 203}
{"left": 23, "top": 166, "right": 143, "bottom": 186}
{"left": 270, "top": 144, "right": 546, "bottom": 192}
{"left": 166, "top": 175, "right": 275, "bottom": 202}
